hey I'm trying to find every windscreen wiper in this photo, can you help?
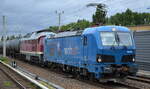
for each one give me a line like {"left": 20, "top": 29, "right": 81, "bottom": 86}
{"left": 116, "top": 33, "right": 127, "bottom": 50}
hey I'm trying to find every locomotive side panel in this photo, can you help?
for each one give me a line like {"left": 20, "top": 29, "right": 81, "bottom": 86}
{"left": 37, "top": 36, "right": 45, "bottom": 54}
{"left": 20, "top": 39, "right": 42, "bottom": 61}
{"left": 44, "top": 36, "right": 84, "bottom": 67}
{"left": 20, "top": 32, "right": 55, "bottom": 62}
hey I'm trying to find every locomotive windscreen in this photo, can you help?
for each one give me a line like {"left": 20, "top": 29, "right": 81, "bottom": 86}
{"left": 100, "top": 32, "right": 133, "bottom": 46}
{"left": 100, "top": 32, "right": 117, "bottom": 46}
{"left": 117, "top": 32, "right": 133, "bottom": 46}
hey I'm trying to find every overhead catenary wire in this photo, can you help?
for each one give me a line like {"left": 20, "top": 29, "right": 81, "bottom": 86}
{"left": 1, "top": 0, "right": 147, "bottom": 35}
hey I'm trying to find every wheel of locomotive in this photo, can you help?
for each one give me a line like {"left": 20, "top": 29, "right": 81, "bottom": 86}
{"left": 88, "top": 73, "right": 95, "bottom": 81}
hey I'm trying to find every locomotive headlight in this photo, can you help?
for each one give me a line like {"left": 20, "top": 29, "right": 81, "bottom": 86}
{"left": 97, "top": 58, "right": 102, "bottom": 62}
{"left": 133, "top": 58, "right": 135, "bottom": 62}
{"left": 97, "top": 56, "right": 102, "bottom": 62}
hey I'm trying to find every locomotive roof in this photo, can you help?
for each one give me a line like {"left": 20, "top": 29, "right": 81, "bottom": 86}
{"left": 52, "top": 30, "right": 83, "bottom": 38}
{"left": 22, "top": 32, "right": 55, "bottom": 40}
{"left": 48, "top": 26, "right": 131, "bottom": 38}
{"left": 83, "top": 26, "right": 130, "bottom": 34}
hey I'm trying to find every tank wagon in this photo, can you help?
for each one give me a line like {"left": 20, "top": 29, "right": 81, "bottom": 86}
{"left": 0, "top": 39, "right": 20, "bottom": 57}
{"left": 44, "top": 26, "right": 138, "bottom": 81}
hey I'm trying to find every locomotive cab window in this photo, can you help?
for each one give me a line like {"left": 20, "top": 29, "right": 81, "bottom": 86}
{"left": 100, "top": 32, "right": 133, "bottom": 46}
{"left": 100, "top": 32, "right": 117, "bottom": 46}
{"left": 117, "top": 32, "right": 133, "bottom": 46}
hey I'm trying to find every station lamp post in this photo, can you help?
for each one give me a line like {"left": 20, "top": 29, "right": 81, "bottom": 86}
{"left": 2, "top": 16, "right": 6, "bottom": 57}
{"left": 55, "top": 11, "right": 64, "bottom": 31}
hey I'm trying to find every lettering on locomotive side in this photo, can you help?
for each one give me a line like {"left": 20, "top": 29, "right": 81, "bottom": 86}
{"left": 50, "top": 48, "right": 55, "bottom": 56}
{"left": 127, "top": 50, "right": 133, "bottom": 53}
{"left": 64, "top": 47, "right": 78, "bottom": 55}
{"left": 57, "top": 43, "right": 62, "bottom": 56}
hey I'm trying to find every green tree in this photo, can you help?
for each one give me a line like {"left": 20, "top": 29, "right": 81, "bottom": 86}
{"left": 92, "top": 4, "right": 107, "bottom": 25}
{"left": 124, "top": 9, "right": 134, "bottom": 25}
{"left": 1, "top": 36, "right": 4, "bottom": 41}
{"left": 6, "top": 36, "right": 9, "bottom": 40}
{"left": 109, "top": 8, "right": 150, "bottom": 26}
{"left": 9, "top": 35, "right": 16, "bottom": 40}
{"left": 49, "top": 19, "right": 91, "bottom": 32}
{"left": 49, "top": 26, "right": 59, "bottom": 32}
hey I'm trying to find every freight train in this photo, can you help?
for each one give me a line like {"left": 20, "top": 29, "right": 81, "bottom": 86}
{"left": 0, "top": 26, "right": 138, "bottom": 82}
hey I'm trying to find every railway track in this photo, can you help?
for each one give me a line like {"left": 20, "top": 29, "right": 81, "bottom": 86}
{"left": 74, "top": 76, "right": 139, "bottom": 89}
{"left": 128, "top": 75, "right": 150, "bottom": 84}
{"left": 0, "top": 69, "right": 23, "bottom": 89}
{"left": 122, "top": 75, "right": 150, "bottom": 89}
{"left": 0, "top": 62, "right": 40, "bottom": 89}
{"left": 115, "top": 75, "right": 150, "bottom": 89}
{"left": 6, "top": 57, "right": 143, "bottom": 89}
{"left": 14, "top": 65, "right": 139, "bottom": 89}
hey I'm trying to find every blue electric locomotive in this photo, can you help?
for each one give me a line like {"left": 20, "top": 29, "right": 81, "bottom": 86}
{"left": 44, "top": 26, "right": 138, "bottom": 81}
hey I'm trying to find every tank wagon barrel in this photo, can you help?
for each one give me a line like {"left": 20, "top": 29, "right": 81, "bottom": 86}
{"left": 6, "top": 39, "right": 20, "bottom": 52}
{"left": 0, "top": 39, "right": 20, "bottom": 56}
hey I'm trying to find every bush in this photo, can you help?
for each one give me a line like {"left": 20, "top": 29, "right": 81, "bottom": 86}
{"left": 0, "top": 57, "right": 8, "bottom": 63}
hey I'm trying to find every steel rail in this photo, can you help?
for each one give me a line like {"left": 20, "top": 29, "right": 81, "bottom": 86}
{"left": 128, "top": 76, "right": 150, "bottom": 84}
{"left": 0, "top": 68, "right": 26, "bottom": 89}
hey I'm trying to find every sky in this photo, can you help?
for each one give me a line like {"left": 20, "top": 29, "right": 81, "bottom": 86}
{"left": 0, "top": 0, "right": 150, "bottom": 36}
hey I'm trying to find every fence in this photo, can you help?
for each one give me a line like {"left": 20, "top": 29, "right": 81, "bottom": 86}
{"left": 134, "top": 31, "right": 150, "bottom": 71}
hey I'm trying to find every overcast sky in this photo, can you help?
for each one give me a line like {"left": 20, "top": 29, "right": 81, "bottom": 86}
{"left": 0, "top": 0, "right": 150, "bottom": 36}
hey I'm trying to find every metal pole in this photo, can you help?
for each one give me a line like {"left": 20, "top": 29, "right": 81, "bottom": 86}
{"left": 58, "top": 13, "right": 61, "bottom": 31}
{"left": 56, "top": 11, "right": 64, "bottom": 31}
{"left": 2, "top": 16, "right": 6, "bottom": 57}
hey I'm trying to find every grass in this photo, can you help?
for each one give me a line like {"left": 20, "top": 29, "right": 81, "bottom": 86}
{"left": 29, "top": 83, "right": 42, "bottom": 89}
{"left": 3, "top": 81, "right": 12, "bottom": 87}
{"left": 0, "top": 57, "right": 9, "bottom": 64}
{"left": 40, "top": 81, "right": 55, "bottom": 89}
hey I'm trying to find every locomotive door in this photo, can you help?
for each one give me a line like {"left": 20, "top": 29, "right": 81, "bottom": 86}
{"left": 83, "top": 36, "right": 88, "bottom": 64}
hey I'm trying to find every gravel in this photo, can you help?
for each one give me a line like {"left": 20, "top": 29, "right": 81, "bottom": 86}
{"left": 8, "top": 58, "right": 105, "bottom": 89}
{"left": 7, "top": 58, "right": 141, "bottom": 89}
